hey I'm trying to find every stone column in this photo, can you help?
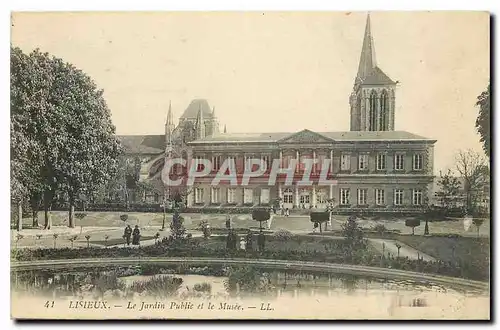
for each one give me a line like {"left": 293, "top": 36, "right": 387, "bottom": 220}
{"left": 294, "top": 185, "right": 299, "bottom": 208}
{"left": 279, "top": 150, "right": 283, "bottom": 167}
{"left": 312, "top": 185, "right": 317, "bottom": 208}
{"left": 312, "top": 150, "right": 316, "bottom": 174}
{"left": 279, "top": 183, "right": 283, "bottom": 199}
{"left": 330, "top": 150, "right": 333, "bottom": 173}
{"left": 329, "top": 184, "right": 333, "bottom": 199}
{"left": 296, "top": 150, "right": 300, "bottom": 173}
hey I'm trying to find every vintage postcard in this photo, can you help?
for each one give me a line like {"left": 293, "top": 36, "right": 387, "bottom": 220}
{"left": 10, "top": 11, "right": 490, "bottom": 320}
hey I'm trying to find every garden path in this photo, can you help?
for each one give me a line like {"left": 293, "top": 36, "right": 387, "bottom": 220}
{"left": 368, "top": 238, "right": 436, "bottom": 262}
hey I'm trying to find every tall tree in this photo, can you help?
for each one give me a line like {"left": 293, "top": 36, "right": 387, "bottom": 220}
{"left": 475, "top": 83, "right": 490, "bottom": 158}
{"left": 436, "top": 169, "right": 462, "bottom": 211}
{"left": 11, "top": 46, "right": 121, "bottom": 229}
{"left": 455, "top": 149, "right": 489, "bottom": 214}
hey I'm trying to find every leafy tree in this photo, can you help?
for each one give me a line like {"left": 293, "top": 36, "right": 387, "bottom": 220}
{"left": 475, "top": 83, "right": 490, "bottom": 159}
{"left": 405, "top": 218, "right": 421, "bottom": 235}
{"left": 252, "top": 209, "right": 270, "bottom": 230}
{"left": 455, "top": 149, "right": 489, "bottom": 214}
{"left": 436, "top": 169, "right": 462, "bottom": 212}
{"left": 341, "top": 216, "right": 364, "bottom": 246}
{"left": 310, "top": 211, "right": 329, "bottom": 233}
{"left": 170, "top": 211, "right": 186, "bottom": 241}
{"left": 10, "top": 46, "right": 121, "bottom": 229}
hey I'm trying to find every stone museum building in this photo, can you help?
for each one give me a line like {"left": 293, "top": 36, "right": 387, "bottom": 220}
{"left": 118, "top": 15, "right": 437, "bottom": 212}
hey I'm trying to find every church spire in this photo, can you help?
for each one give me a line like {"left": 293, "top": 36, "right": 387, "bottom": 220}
{"left": 165, "top": 100, "right": 175, "bottom": 146}
{"left": 356, "top": 13, "right": 377, "bottom": 83}
{"left": 195, "top": 103, "right": 205, "bottom": 139}
{"left": 212, "top": 106, "right": 216, "bottom": 117}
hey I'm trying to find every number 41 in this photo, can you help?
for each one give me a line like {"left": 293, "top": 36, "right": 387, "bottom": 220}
{"left": 44, "top": 301, "right": 54, "bottom": 308}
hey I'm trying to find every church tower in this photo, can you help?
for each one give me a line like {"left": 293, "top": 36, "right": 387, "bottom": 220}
{"left": 165, "top": 101, "right": 175, "bottom": 146}
{"left": 350, "top": 14, "right": 397, "bottom": 132}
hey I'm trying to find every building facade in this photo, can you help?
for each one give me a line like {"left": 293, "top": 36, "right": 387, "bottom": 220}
{"left": 118, "top": 15, "right": 437, "bottom": 212}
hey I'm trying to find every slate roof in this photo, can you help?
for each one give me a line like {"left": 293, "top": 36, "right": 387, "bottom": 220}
{"left": 189, "top": 130, "right": 435, "bottom": 144}
{"left": 360, "top": 66, "right": 396, "bottom": 85}
{"left": 180, "top": 99, "right": 214, "bottom": 119}
{"left": 117, "top": 135, "right": 165, "bottom": 154}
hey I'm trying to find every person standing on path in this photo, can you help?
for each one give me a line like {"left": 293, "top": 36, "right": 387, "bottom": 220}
{"left": 123, "top": 225, "right": 132, "bottom": 246}
{"left": 132, "top": 225, "right": 141, "bottom": 246}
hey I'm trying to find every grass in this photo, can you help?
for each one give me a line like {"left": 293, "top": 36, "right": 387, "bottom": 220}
{"left": 396, "top": 235, "right": 490, "bottom": 264}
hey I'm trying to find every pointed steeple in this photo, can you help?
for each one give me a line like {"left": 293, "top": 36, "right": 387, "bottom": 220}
{"left": 165, "top": 100, "right": 175, "bottom": 147}
{"left": 212, "top": 106, "right": 216, "bottom": 117}
{"left": 224, "top": 124, "right": 227, "bottom": 133}
{"left": 195, "top": 103, "right": 205, "bottom": 139}
{"left": 356, "top": 13, "right": 377, "bottom": 83}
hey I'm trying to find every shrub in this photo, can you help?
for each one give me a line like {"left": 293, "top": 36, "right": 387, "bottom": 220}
{"left": 273, "top": 229, "right": 294, "bottom": 241}
{"left": 405, "top": 219, "right": 421, "bottom": 235}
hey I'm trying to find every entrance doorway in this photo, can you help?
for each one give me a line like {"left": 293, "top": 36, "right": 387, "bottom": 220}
{"left": 283, "top": 188, "right": 293, "bottom": 210}
{"left": 299, "top": 189, "right": 311, "bottom": 209}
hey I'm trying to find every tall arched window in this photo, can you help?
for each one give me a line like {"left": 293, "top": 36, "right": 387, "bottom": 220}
{"left": 379, "top": 90, "right": 388, "bottom": 131}
{"left": 369, "top": 90, "right": 377, "bottom": 131}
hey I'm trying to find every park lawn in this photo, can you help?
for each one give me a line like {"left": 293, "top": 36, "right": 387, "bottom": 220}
{"left": 396, "top": 235, "right": 490, "bottom": 265}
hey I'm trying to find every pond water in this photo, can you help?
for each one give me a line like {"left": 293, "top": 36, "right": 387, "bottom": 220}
{"left": 11, "top": 264, "right": 487, "bottom": 301}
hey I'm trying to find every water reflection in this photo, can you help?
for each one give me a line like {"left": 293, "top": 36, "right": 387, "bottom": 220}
{"left": 11, "top": 264, "right": 484, "bottom": 301}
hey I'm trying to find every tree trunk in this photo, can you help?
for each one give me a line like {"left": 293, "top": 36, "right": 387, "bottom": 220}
{"left": 412, "top": 227, "right": 415, "bottom": 235}
{"left": 30, "top": 194, "right": 40, "bottom": 228}
{"left": 43, "top": 190, "right": 53, "bottom": 230}
{"left": 319, "top": 223, "right": 322, "bottom": 233}
{"left": 32, "top": 210, "right": 39, "bottom": 228}
{"left": 17, "top": 200, "right": 23, "bottom": 231}
{"left": 68, "top": 195, "right": 75, "bottom": 228}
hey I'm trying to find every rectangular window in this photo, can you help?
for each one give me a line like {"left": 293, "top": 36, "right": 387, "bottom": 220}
{"left": 227, "top": 188, "right": 236, "bottom": 204}
{"left": 212, "top": 155, "right": 221, "bottom": 171}
{"left": 243, "top": 188, "right": 253, "bottom": 204}
{"left": 195, "top": 155, "right": 205, "bottom": 172}
{"left": 413, "top": 189, "right": 423, "bottom": 205}
{"left": 282, "top": 155, "right": 293, "bottom": 168}
{"left": 211, "top": 188, "right": 220, "bottom": 204}
{"left": 357, "top": 189, "right": 367, "bottom": 205}
{"left": 341, "top": 154, "right": 351, "bottom": 171}
{"left": 283, "top": 192, "right": 293, "bottom": 204}
{"left": 376, "top": 154, "right": 386, "bottom": 170}
{"left": 394, "top": 154, "right": 404, "bottom": 171}
{"left": 358, "top": 154, "right": 368, "bottom": 170}
{"left": 195, "top": 188, "right": 204, "bottom": 204}
{"left": 340, "top": 188, "right": 350, "bottom": 205}
{"left": 375, "top": 189, "right": 385, "bottom": 205}
{"left": 261, "top": 155, "right": 270, "bottom": 171}
{"left": 413, "top": 154, "right": 423, "bottom": 170}
{"left": 394, "top": 189, "right": 404, "bottom": 206}
{"left": 260, "top": 188, "right": 270, "bottom": 204}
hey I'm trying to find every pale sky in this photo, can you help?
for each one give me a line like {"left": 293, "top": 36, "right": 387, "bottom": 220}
{"left": 11, "top": 11, "right": 490, "bottom": 173}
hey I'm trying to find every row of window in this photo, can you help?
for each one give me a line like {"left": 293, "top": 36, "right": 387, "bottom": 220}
{"left": 341, "top": 153, "right": 424, "bottom": 171}
{"left": 339, "top": 188, "right": 424, "bottom": 206}
{"left": 193, "top": 153, "right": 425, "bottom": 172}
{"left": 194, "top": 187, "right": 270, "bottom": 204}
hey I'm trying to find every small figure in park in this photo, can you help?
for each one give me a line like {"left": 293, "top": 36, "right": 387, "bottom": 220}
{"left": 245, "top": 230, "right": 253, "bottom": 251}
{"left": 257, "top": 230, "right": 265, "bottom": 252}
{"left": 225, "top": 216, "right": 231, "bottom": 229}
{"left": 123, "top": 225, "right": 132, "bottom": 246}
{"left": 132, "top": 225, "right": 141, "bottom": 245}
{"left": 240, "top": 237, "right": 246, "bottom": 250}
